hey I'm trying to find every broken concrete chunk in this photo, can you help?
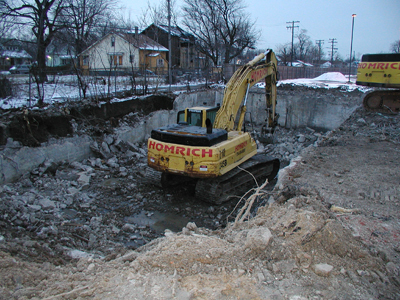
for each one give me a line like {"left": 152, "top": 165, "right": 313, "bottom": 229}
{"left": 244, "top": 227, "right": 272, "bottom": 251}
{"left": 297, "top": 134, "right": 306, "bottom": 143}
{"left": 78, "top": 172, "right": 91, "bottom": 186}
{"left": 104, "top": 135, "right": 114, "bottom": 146}
{"left": 313, "top": 263, "right": 333, "bottom": 276}
{"left": 39, "top": 198, "right": 56, "bottom": 209}
{"left": 186, "top": 222, "right": 198, "bottom": 231}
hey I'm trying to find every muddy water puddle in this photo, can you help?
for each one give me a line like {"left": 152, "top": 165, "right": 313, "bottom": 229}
{"left": 125, "top": 211, "right": 190, "bottom": 234}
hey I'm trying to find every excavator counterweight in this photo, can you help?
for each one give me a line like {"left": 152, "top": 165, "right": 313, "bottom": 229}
{"left": 356, "top": 53, "right": 400, "bottom": 113}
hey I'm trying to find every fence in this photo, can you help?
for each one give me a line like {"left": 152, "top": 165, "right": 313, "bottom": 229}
{"left": 277, "top": 66, "right": 356, "bottom": 80}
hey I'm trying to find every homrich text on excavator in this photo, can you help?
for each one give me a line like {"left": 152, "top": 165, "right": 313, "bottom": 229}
{"left": 147, "top": 50, "right": 280, "bottom": 204}
{"left": 356, "top": 53, "right": 400, "bottom": 113}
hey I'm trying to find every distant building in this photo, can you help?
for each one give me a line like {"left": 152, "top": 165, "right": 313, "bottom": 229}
{"left": 46, "top": 42, "right": 75, "bottom": 68}
{"left": 292, "top": 60, "right": 313, "bottom": 67}
{"left": 320, "top": 61, "right": 332, "bottom": 68}
{"left": 0, "top": 41, "right": 32, "bottom": 70}
{"left": 78, "top": 31, "right": 168, "bottom": 75}
{"left": 141, "top": 24, "right": 206, "bottom": 70}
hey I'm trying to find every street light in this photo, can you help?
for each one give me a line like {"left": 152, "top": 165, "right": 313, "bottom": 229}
{"left": 348, "top": 14, "right": 356, "bottom": 83}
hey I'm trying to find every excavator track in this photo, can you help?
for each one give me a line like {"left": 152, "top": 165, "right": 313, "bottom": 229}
{"left": 195, "top": 154, "right": 280, "bottom": 205}
{"left": 363, "top": 90, "right": 400, "bottom": 114}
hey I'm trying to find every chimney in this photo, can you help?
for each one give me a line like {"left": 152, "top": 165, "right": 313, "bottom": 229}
{"left": 135, "top": 27, "right": 139, "bottom": 40}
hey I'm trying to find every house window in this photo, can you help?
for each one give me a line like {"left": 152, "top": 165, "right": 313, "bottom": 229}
{"left": 111, "top": 36, "right": 115, "bottom": 47}
{"left": 82, "top": 55, "right": 89, "bottom": 66}
{"left": 129, "top": 55, "right": 134, "bottom": 63}
{"left": 109, "top": 55, "right": 123, "bottom": 66}
{"left": 157, "top": 58, "right": 164, "bottom": 67}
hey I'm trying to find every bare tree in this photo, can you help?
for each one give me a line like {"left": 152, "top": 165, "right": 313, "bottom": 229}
{"left": 3, "top": 0, "right": 67, "bottom": 86}
{"left": 182, "top": 0, "right": 258, "bottom": 66}
{"left": 217, "top": 0, "right": 259, "bottom": 64}
{"left": 295, "top": 29, "right": 313, "bottom": 61}
{"left": 276, "top": 43, "right": 292, "bottom": 66}
{"left": 137, "top": 0, "right": 179, "bottom": 28}
{"left": 390, "top": 40, "right": 400, "bottom": 53}
{"left": 59, "top": 0, "right": 116, "bottom": 55}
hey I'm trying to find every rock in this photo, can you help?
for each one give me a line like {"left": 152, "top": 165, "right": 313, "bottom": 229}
{"left": 115, "top": 251, "right": 138, "bottom": 263}
{"left": 109, "top": 145, "right": 119, "bottom": 153}
{"left": 104, "top": 135, "right": 114, "bottom": 146}
{"left": 313, "top": 263, "right": 333, "bottom": 276}
{"left": 38, "top": 160, "right": 58, "bottom": 176}
{"left": 297, "top": 252, "right": 312, "bottom": 269}
{"left": 182, "top": 227, "right": 191, "bottom": 235}
{"left": 386, "top": 261, "right": 399, "bottom": 276}
{"left": 357, "top": 118, "right": 367, "bottom": 125}
{"left": 106, "top": 157, "right": 119, "bottom": 168}
{"left": 68, "top": 249, "right": 92, "bottom": 259}
{"left": 272, "top": 259, "right": 298, "bottom": 274}
{"left": 121, "top": 223, "right": 136, "bottom": 232}
{"left": 164, "top": 229, "right": 174, "bottom": 237}
{"left": 39, "top": 198, "right": 56, "bottom": 209}
{"left": 67, "top": 187, "right": 79, "bottom": 195}
{"left": 78, "top": 172, "right": 91, "bottom": 186}
{"left": 186, "top": 222, "right": 197, "bottom": 231}
{"left": 298, "top": 134, "right": 306, "bottom": 143}
{"left": 28, "top": 204, "right": 41, "bottom": 211}
{"left": 244, "top": 227, "right": 272, "bottom": 251}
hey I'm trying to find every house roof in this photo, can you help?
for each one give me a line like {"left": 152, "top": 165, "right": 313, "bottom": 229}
{"left": 0, "top": 49, "right": 32, "bottom": 59}
{"left": 142, "top": 24, "right": 194, "bottom": 43}
{"left": 292, "top": 60, "right": 314, "bottom": 67}
{"left": 79, "top": 32, "right": 167, "bottom": 56}
{"left": 122, "top": 33, "right": 168, "bottom": 52}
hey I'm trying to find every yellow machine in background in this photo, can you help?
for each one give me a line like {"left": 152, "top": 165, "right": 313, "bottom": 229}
{"left": 147, "top": 50, "right": 280, "bottom": 204}
{"left": 356, "top": 53, "right": 400, "bottom": 113}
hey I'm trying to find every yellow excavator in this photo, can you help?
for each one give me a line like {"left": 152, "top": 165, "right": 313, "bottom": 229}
{"left": 147, "top": 50, "right": 280, "bottom": 204}
{"left": 356, "top": 53, "right": 400, "bottom": 113}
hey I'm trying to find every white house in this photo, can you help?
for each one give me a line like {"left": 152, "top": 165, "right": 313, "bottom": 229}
{"left": 79, "top": 32, "right": 168, "bottom": 75}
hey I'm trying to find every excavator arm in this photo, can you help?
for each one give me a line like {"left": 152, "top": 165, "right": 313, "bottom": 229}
{"left": 213, "top": 50, "right": 278, "bottom": 133}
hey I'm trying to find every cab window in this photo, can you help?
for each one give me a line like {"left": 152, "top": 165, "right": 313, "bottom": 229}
{"left": 187, "top": 111, "right": 202, "bottom": 126}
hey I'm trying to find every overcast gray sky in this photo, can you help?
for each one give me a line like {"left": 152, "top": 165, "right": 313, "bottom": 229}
{"left": 121, "top": 0, "right": 400, "bottom": 60}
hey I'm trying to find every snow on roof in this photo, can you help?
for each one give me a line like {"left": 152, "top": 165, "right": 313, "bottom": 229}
{"left": 1, "top": 49, "right": 32, "bottom": 59}
{"left": 147, "top": 53, "right": 159, "bottom": 57}
{"left": 292, "top": 60, "right": 313, "bottom": 67}
{"left": 123, "top": 34, "right": 168, "bottom": 52}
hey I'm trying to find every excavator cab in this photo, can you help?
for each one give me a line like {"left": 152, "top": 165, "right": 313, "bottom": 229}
{"left": 177, "top": 106, "right": 220, "bottom": 127}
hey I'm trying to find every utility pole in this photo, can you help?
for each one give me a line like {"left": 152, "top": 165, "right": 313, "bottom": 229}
{"left": 328, "top": 38, "right": 338, "bottom": 66}
{"left": 348, "top": 14, "right": 356, "bottom": 82}
{"left": 316, "top": 39, "right": 324, "bottom": 67}
{"left": 286, "top": 21, "right": 299, "bottom": 66}
{"left": 167, "top": 0, "right": 172, "bottom": 89}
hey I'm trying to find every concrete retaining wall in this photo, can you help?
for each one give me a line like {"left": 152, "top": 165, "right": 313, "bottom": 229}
{"left": 0, "top": 136, "right": 92, "bottom": 184}
{"left": 246, "top": 86, "right": 363, "bottom": 130}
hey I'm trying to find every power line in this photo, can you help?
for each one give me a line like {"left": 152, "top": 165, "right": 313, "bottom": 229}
{"left": 286, "top": 21, "right": 299, "bottom": 66}
{"left": 328, "top": 38, "right": 338, "bottom": 65}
